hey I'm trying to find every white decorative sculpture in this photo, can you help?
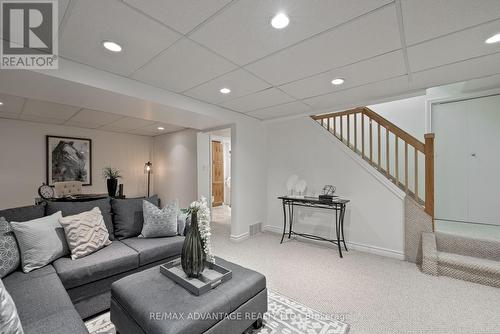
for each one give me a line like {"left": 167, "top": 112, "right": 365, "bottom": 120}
{"left": 294, "top": 179, "right": 307, "bottom": 197}
{"left": 286, "top": 175, "right": 299, "bottom": 195}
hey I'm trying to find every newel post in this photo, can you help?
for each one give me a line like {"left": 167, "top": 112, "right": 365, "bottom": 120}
{"left": 424, "top": 133, "right": 435, "bottom": 229}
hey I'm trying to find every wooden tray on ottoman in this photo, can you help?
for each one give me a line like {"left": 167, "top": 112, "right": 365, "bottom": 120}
{"left": 160, "top": 257, "right": 232, "bottom": 296}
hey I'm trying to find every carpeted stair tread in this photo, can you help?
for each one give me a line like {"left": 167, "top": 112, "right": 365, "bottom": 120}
{"left": 437, "top": 251, "right": 500, "bottom": 275}
{"left": 436, "top": 232, "right": 500, "bottom": 261}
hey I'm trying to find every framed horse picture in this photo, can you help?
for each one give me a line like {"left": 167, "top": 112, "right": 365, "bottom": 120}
{"left": 46, "top": 136, "right": 92, "bottom": 186}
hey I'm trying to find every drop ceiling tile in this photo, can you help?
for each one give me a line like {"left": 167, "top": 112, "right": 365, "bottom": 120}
{"left": 303, "top": 76, "right": 410, "bottom": 110}
{"left": 401, "top": 0, "right": 500, "bottom": 46}
{"left": 0, "top": 93, "right": 25, "bottom": 114}
{"left": 131, "top": 38, "right": 237, "bottom": 92}
{"left": 123, "top": 0, "right": 232, "bottom": 34}
{"left": 22, "top": 99, "right": 80, "bottom": 120}
{"left": 0, "top": 112, "right": 20, "bottom": 120}
{"left": 183, "top": 69, "right": 271, "bottom": 104}
{"left": 60, "top": 0, "right": 180, "bottom": 76}
{"left": 407, "top": 19, "right": 500, "bottom": 72}
{"left": 190, "top": 0, "right": 392, "bottom": 65}
{"left": 247, "top": 101, "right": 312, "bottom": 120}
{"left": 65, "top": 109, "right": 123, "bottom": 128}
{"left": 101, "top": 117, "right": 155, "bottom": 131}
{"left": 222, "top": 88, "right": 294, "bottom": 113}
{"left": 130, "top": 123, "right": 184, "bottom": 136}
{"left": 411, "top": 52, "right": 500, "bottom": 91}
{"left": 280, "top": 50, "right": 406, "bottom": 99}
{"left": 18, "top": 114, "right": 67, "bottom": 125}
{"left": 245, "top": 5, "right": 401, "bottom": 85}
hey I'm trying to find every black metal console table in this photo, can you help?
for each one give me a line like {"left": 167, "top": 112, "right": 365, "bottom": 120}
{"left": 278, "top": 196, "right": 350, "bottom": 258}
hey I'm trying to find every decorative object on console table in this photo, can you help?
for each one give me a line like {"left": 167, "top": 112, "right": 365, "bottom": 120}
{"left": 144, "top": 161, "right": 152, "bottom": 197}
{"left": 47, "top": 136, "right": 92, "bottom": 186}
{"left": 319, "top": 185, "right": 337, "bottom": 203}
{"left": 38, "top": 183, "right": 54, "bottom": 200}
{"left": 102, "top": 167, "right": 122, "bottom": 197}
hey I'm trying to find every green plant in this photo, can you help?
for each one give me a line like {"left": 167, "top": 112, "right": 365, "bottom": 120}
{"left": 102, "top": 167, "right": 122, "bottom": 180}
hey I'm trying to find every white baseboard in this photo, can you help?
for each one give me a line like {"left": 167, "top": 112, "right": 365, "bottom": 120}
{"left": 262, "top": 225, "right": 404, "bottom": 260}
{"left": 230, "top": 232, "right": 249, "bottom": 242}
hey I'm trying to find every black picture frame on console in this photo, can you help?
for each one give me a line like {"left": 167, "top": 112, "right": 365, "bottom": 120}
{"left": 46, "top": 135, "right": 92, "bottom": 186}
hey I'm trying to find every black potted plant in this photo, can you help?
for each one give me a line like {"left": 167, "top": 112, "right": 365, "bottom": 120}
{"left": 102, "top": 167, "right": 122, "bottom": 197}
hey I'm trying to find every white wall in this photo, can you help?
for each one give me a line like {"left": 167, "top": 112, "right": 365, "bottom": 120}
{"left": 153, "top": 129, "right": 198, "bottom": 208}
{"left": 0, "top": 118, "right": 153, "bottom": 209}
{"left": 266, "top": 117, "right": 405, "bottom": 258}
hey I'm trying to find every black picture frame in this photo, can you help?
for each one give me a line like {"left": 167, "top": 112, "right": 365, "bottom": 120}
{"left": 46, "top": 135, "right": 92, "bottom": 186}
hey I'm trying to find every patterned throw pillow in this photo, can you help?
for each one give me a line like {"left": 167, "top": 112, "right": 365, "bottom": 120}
{"left": 0, "top": 279, "right": 24, "bottom": 334}
{"left": 59, "top": 207, "right": 112, "bottom": 260}
{"left": 140, "top": 200, "right": 178, "bottom": 238}
{"left": 0, "top": 217, "right": 20, "bottom": 278}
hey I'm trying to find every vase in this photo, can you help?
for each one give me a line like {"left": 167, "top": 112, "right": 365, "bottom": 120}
{"left": 181, "top": 212, "right": 205, "bottom": 278}
{"left": 107, "top": 178, "right": 118, "bottom": 197}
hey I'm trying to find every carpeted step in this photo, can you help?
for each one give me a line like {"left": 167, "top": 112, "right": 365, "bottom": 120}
{"left": 421, "top": 232, "right": 500, "bottom": 288}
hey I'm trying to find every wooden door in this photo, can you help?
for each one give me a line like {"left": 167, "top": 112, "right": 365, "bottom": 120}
{"left": 212, "top": 141, "right": 224, "bottom": 207}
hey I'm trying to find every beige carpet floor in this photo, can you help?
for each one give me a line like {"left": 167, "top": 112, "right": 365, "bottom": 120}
{"left": 211, "top": 207, "right": 500, "bottom": 334}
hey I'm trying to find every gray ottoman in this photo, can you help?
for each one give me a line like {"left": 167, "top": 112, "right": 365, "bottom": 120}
{"left": 110, "top": 257, "right": 267, "bottom": 334}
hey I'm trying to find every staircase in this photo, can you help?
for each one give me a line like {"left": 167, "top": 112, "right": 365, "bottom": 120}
{"left": 312, "top": 107, "right": 435, "bottom": 220}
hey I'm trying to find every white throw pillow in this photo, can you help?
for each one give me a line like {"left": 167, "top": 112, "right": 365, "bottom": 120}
{"left": 140, "top": 200, "right": 178, "bottom": 238}
{"left": 0, "top": 279, "right": 24, "bottom": 334}
{"left": 59, "top": 207, "right": 112, "bottom": 260}
{"left": 10, "top": 211, "right": 68, "bottom": 273}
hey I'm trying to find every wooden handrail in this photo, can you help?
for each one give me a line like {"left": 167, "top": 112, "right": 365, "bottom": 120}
{"left": 312, "top": 107, "right": 435, "bottom": 222}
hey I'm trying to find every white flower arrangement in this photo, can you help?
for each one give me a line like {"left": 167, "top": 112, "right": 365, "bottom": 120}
{"left": 188, "top": 196, "right": 215, "bottom": 264}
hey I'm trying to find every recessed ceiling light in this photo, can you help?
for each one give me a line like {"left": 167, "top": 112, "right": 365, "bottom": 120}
{"left": 157, "top": 127, "right": 165, "bottom": 131}
{"left": 331, "top": 78, "right": 345, "bottom": 85}
{"left": 485, "top": 33, "right": 500, "bottom": 44}
{"left": 102, "top": 40, "right": 122, "bottom": 52}
{"left": 271, "top": 13, "right": 289, "bottom": 29}
{"left": 220, "top": 88, "right": 231, "bottom": 94}
{"left": 0, "top": 102, "right": 3, "bottom": 105}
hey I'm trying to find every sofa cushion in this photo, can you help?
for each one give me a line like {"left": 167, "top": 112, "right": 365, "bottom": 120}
{"left": 59, "top": 208, "right": 112, "bottom": 260}
{"left": 0, "top": 204, "right": 45, "bottom": 224}
{"left": 112, "top": 195, "right": 158, "bottom": 240}
{"left": 46, "top": 198, "right": 114, "bottom": 240}
{"left": 53, "top": 240, "right": 138, "bottom": 289}
{"left": 10, "top": 212, "right": 69, "bottom": 273}
{"left": 121, "top": 236, "right": 184, "bottom": 266}
{"left": 0, "top": 217, "right": 21, "bottom": 278}
{"left": 3, "top": 266, "right": 87, "bottom": 334}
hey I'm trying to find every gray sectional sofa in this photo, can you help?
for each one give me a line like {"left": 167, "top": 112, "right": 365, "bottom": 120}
{"left": 0, "top": 197, "right": 185, "bottom": 334}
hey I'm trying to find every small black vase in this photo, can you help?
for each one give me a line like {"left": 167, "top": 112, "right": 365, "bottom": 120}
{"left": 181, "top": 212, "right": 205, "bottom": 278}
{"left": 107, "top": 178, "right": 118, "bottom": 197}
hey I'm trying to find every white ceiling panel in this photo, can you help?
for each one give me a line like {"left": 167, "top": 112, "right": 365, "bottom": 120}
{"left": 411, "top": 52, "right": 500, "bottom": 91}
{"left": 190, "top": 0, "right": 392, "bottom": 65}
{"left": 100, "top": 117, "right": 155, "bottom": 131}
{"left": 22, "top": 100, "right": 80, "bottom": 120}
{"left": 247, "top": 101, "right": 312, "bottom": 120}
{"left": 18, "top": 114, "right": 66, "bottom": 125}
{"left": 131, "top": 38, "right": 237, "bottom": 92}
{"left": 303, "top": 75, "right": 410, "bottom": 110}
{"left": 65, "top": 109, "right": 123, "bottom": 128}
{"left": 60, "top": 0, "right": 180, "bottom": 76}
{"left": 280, "top": 50, "right": 406, "bottom": 99}
{"left": 123, "top": 0, "right": 232, "bottom": 34}
{"left": 222, "top": 88, "right": 294, "bottom": 112}
{"left": 130, "top": 123, "right": 184, "bottom": 136}
{"left": 407, "top": 19, "right": 500, "bottom": 72}
{"left": 245, "top": 5, "right": 401, "bottom": 85}
{"left": 401, "top": 0, "right": 500, "bottom": 46}
{"left": 0, "top": 93, "right": 25, "bottom": 115}
{"left": 184, "top": 69, "right": 271, "bottom": 104}
{"left": 0, "top": 112, "right": 20, "bottom": 120}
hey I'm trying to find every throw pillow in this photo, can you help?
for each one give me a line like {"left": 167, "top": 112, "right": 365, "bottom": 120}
{"left": 140, "top": 200, "right": 178, "bottom": 238}
{"left": 111, "top": 195, "right": 159, "bottom": 239}
{"left": 46, "top": 198, "right": 114, "bottom": 240}
{"left": 10, "top": 211, "right": 69, "bottom": 273}
{"left": 0, "top": 279, "right": 24, "bottom": 334}
{"left": 0, "top": 217, "right": 20, "bottom": 278}
{"left": 177, "top": 211, "right": 189, "bottom": 236}
{"left": 59, "top": 207, "right": 112, "bottom": 260}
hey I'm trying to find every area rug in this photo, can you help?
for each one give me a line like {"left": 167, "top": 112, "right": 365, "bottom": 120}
{"left": 85, "top": 290, "right": 349, "bottom": 334}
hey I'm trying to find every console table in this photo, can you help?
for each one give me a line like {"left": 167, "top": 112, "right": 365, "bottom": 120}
{"left": 278, "top": 196, "right": 350, "bottom": 258}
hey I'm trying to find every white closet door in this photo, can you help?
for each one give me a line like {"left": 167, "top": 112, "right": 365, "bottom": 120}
{"left": 467, "top": 95, "right": 500, "bottom": 225}
{"left": 433, "top": 94, "right": 500, "bottom": 225}
{"left": 433, "top": 102, "right": 469, "bottom": 223}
